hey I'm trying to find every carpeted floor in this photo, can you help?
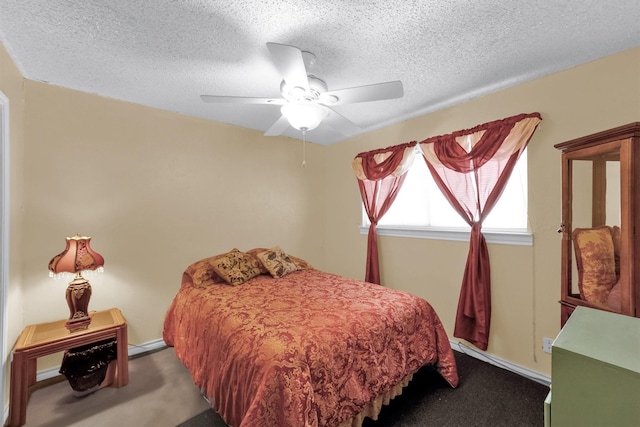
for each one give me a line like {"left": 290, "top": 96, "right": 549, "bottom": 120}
{"left": 20, "top": 348, "right": 210, "bottom": 427}
{"left": 19, "top": 347, "right": 549, "bottom": 427}
{"left": 178, "top": 349, "right": 550, "bottom": 427}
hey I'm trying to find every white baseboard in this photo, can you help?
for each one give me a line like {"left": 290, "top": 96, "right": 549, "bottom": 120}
{"left": 450, "top": 339, "right": 551, "bottom": 386}
{"left": 35, "top": 339, "right": 167, "bottom": 382}
{"left": 126, "top": 338, "right": 167, "bottom": 359}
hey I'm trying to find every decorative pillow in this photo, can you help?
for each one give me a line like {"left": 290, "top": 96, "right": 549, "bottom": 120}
{"left": 289, "top": 255, "right": 313, "bottom": 270}
{"left": 572, "top": 226, "right": 617, "bottom": 305}
{"left": 246, "top": 248, "right": 270, "bottom": 274}
{"left": 210, "top": 248, "right": 262, "bottom": 286}
{"left": 184, "top": 256, "right": 225, "bottom": 288}
{"left": 610, "top": 225, "right": 621, "bottom": 278}
{"left": 257, "top": 246, "right": 298, "bottom": 278}
{"left": 607, "top": 280, "right": 622, "bottom": 312}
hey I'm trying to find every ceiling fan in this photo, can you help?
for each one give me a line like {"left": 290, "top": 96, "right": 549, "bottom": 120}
{"left": 200, "top": 42, "right": 404, "bottom": 137}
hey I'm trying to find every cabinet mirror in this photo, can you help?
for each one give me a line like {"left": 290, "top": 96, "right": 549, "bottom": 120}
{"left": 555, "top": 123, "right": 639, "bottom": 326}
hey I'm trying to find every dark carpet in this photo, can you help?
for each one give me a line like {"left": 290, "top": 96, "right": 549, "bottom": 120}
{"left": 178, "top": 351, "right": 550, "bottom": 427}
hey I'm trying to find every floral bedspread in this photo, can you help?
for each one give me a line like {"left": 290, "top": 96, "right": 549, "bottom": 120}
{"left": 163, "top": 269, "right": 458, "bottom": 427}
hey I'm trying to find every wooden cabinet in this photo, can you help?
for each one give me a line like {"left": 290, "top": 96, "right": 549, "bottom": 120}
{"left": 555, "top": 123, "right": 640, "bottom": 326}
{"left": 549, "top": 306, "right": 640, "bottom": 427}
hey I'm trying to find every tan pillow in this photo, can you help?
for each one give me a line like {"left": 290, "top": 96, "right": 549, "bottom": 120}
{"left": 184, "top": 256, "right": 225, "bottom": 288}
{"left": 607, "top": 280, "right": 622, "bottom": 312}
{"left": 610, "top": 225, "right": 621, "bottom": 278}
{"left": 210, "top": 248, "right": 262, "bottom": 286}
{"left": 572, "top": 226, "right": 617, "bottom": 305}
{"left": 289, "top": 255, "right": 313, "bottom": 270}
{"left": 246, "top": 248, "right": 270, "bottom": 274}
{"left": 257, "top": 246, "right": 298, "bottom": 278}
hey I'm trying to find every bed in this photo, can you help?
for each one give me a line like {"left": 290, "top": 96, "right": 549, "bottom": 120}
{"left": 163, "top": 247, "right": 458, "bottom": 427}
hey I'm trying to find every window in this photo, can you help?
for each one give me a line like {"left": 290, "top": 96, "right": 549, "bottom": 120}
{"left": 361, "top": 151, "right": 531, "bottom": 245}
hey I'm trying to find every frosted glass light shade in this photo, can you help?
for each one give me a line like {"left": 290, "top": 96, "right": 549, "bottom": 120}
{"left": 281, "top": 101, "right": 328, "bottom": 131}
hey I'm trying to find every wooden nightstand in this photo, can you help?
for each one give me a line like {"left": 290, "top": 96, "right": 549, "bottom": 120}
{"left": 8, "top": 308, "right": 129, "bottom": 427}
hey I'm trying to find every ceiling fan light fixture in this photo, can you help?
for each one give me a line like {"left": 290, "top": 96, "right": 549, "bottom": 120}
{"left": 281, "top": 76, "right": 327, "bottom": 102}
{"left": 281, "top": 101, "right": 328, "bottom": 131}
{"left": 280, "top": 81, "right": 306, "bottom": 101}
{"left": 201, "top": 42, "right": 403, "bottom": 138}
{"left": 319, "top": 93, "right": 339, "bottom": 105}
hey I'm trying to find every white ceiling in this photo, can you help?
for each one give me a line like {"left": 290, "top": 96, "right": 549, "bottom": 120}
{"left": 0, "top": 1, "right": 639, "bottom": 145}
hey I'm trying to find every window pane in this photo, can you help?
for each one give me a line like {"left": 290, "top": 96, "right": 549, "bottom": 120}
{"left": 483, "top": 150, "right": 527, "bottom": 230}
{"left": 427, "top": 166, "right": 468, "bottom": 228}
{"left": 363, "top": 151, "right": 527, "bottom": 232}
{"left": 377, "top": 159, "right": 429, "bottom": 226}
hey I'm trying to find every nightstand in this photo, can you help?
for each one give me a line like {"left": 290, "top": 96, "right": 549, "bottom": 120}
{"left": 8, "top": 308, "right": 129, "bottom": 427}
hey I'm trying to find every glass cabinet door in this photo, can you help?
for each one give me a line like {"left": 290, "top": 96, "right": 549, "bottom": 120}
{"left": 562, "top": 144, "right": 621, "bottom": 316}
{"left": 556, "top": 123, "right": 639, "bottom": 326}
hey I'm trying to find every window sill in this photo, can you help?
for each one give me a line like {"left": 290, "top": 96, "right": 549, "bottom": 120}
{"left": 359, "top": 225, "right": 532, "bottom": 246}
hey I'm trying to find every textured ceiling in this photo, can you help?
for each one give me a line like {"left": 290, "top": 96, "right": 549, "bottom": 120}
{"left": 0, "top": 1, "right": 639, "bottom": 145}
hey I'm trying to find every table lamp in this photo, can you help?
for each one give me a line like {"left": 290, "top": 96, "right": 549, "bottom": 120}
{"left": 48, "top": 234, "right": 104, "bottom": 332}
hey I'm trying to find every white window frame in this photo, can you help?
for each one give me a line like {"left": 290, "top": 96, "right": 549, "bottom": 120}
{"left": 358, "top": 225, "right": 532, "bottom": 246}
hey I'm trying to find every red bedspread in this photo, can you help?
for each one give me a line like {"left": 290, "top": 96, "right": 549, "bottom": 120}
{"left": 163, "top": 269, "right": 458, "bottom": 427}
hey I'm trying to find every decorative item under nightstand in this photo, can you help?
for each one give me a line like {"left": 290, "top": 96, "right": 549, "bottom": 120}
{"left": 48, "top": 233, "right": 104, "bottom": 332}
{"left": 59, "top": 338, "right": 117, "bottom": 396}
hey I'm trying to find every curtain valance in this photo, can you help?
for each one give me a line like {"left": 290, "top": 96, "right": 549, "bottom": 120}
{"left": 420, "top": 113, "right": 542, "bottom": 172}
{"left": 352, "top": 141, "right": 417, "bottom": 180}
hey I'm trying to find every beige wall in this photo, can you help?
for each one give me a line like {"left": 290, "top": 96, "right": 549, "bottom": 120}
{"left": 324, "top": 46, "right": 640, "bottom": 376}
{"left": 20, "top": 80, "right": 326, "bottom": 348}
{"left": 0, "top": 41, "right": 25, "bottom": 412}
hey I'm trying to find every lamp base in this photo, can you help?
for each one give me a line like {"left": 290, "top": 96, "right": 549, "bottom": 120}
{"left": 65, "top": 317, "right": 92, "bottom": 332}
{"left": 65, "top": 277, "right": 92, "bottom": 333}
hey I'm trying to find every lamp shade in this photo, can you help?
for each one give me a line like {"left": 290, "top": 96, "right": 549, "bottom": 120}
{"left": 49, "top": 234, "right": 104, "bottom": 275}
{"left": 281, "top": 101, "right": 328, "bottom": 131}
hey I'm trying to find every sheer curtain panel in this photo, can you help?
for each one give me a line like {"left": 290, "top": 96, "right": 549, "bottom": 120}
{"left": 353, "top": 143, "right": 416, "bottom": 284}
{"left": 419, "top": 113, "right": 542, "bottom": 350}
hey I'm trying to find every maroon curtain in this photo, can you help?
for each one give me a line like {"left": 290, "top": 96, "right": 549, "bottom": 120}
{"left": 420, "top": 113, "right": 542, "bottom": 350}
{"left": 353, "top": 142, "right": 416, "bottom": 284}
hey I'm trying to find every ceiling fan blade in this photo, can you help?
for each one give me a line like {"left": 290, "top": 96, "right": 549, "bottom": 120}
{"left": 321, "top": 80, "right": 403, "bottom": 106}
{"left": 264, "top": 114, "right": 291, "bottom": 136}
{"left": 323, "top": 108, "right": 362, "bottom": 136}
{"left": 266, "top": 42, "right": 310, "bottom": 91}
{"left": 200, "top": 95, "right": 285, "bottom": 105}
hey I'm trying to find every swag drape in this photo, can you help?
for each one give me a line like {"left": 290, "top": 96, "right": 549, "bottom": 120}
{"left": 352, "top": 143, "right": 416, "bottom": 284}
{"left": 419, "top": 113, "right": 542, "bottom": 350}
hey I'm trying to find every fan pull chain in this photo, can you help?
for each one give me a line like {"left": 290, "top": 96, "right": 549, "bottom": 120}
{"left": 301, "top": 129, "right": 307, "bottom": 167}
